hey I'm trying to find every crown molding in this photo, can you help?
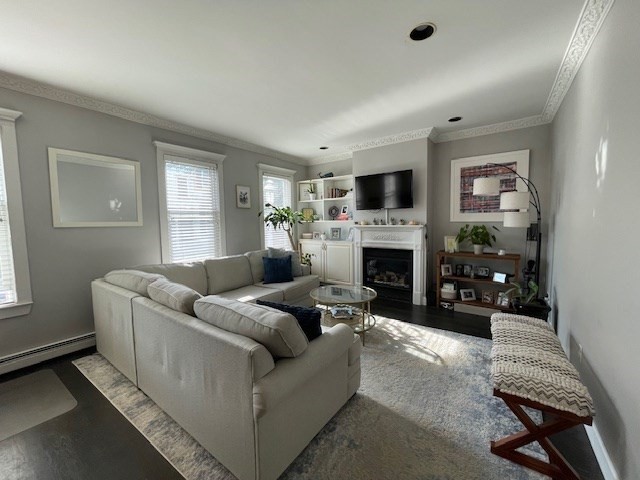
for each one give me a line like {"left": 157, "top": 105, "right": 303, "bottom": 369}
{"left": 0, "top": 71, "right": 306, "bottom": 166}
{"left": 542, "top": 0, "right": 615, "bottom": 122}
{"left": 346, "top": 127, "right": 435, "bottom": 152}
{"left": 432, "top": 115, "right": 548, "bottom": 143}
{"left": 306, "top": 151, "right": 353, "bottom": 166}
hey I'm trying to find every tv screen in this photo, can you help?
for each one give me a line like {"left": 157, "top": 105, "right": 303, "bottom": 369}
{"left": 355, "top": 170, "right": 413, "bottom": 210}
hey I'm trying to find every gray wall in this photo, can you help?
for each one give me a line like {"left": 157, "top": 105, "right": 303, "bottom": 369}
{"left": 549, "top": 0, "right": 639, "bottom": 477}
{"left": 433, "top": 125, "right": 551, "bottom": 291}
{"left": 0, "top": 87, "right": 304, "bottom": 359}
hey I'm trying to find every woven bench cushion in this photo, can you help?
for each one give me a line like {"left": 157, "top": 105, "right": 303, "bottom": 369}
{"left": 490, "top": 317, "right": 595, "bottom": 418}
{"left": 490, "top": 312, "right": 554, "bottom": 332}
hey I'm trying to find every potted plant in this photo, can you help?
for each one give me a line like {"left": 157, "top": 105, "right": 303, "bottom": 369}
{"left": 306, "top": 183, "right": 317, "bottom": 201}
{"left": 505, "top": 280, "right": 551, "bottom": 320}
{"left": 455, "top": 224, "right": 499, "bottom": 255}
{"left": 300, "top": 252, "right": 314, "bottom": 268}
{"left": 259, "top": 203, "right": 304, "bottom": 251}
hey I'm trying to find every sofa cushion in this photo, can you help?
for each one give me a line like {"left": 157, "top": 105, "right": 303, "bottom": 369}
{"left": 215, "top": 285, "right": 284, "bottom": 303}
{"left": 104, "top": 270, "right": 165, "bottom": 297}
{"left": 263, "top": 256, "right": 293, "bottom": 284}
{"left": 205, "top": 255, "right": 253, "bottom": 294}
{"left": 194, "top": 296, "right": 308, "bottom": 358}
{"left": 135, "top": 262, "right": 208, "bottom": 295}
{"left": 245, "top": 249, "right": 268, "bottom": 283}
{"left": 258, "top": 274, "right": 320, "bottom": 301}
{"left": 268, "top": 247, "right": 303, "bottom": 277}
{"left": 256, "top": 300, "right": 322, "bottom": 342}
{"left": 147, "top": 278, "right": 202, "bottom": 315}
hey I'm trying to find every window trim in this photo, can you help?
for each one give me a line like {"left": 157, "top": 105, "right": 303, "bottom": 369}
{"left": 154, "top": 141, "right": 226, "bottom": 263}
{"left": 257, "top": 163, "right": 297, "bottom": 249}
{"left": 0, "top": 107, "right": 33, "bottom": 319}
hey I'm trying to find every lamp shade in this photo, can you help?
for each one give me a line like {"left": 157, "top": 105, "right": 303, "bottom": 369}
{"left": 503, "top": 211, "right": 530, "bottom": 228}
{"left": 473, "top": 177, "right": 500, "bottom": 196}
{"left": 500, "top": 191, "right": 529, "bottom": 210}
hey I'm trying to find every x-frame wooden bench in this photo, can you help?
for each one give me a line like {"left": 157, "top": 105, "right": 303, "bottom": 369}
{"left": 490, "top": 313, "right": 595, "bottom": 480}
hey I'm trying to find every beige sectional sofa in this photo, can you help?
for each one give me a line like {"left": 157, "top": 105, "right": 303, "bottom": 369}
{"left": 91, "top": 249, "right": 362, "bottom": 480}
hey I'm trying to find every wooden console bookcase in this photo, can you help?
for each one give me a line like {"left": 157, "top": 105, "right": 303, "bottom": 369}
{"left": 435, "top": 250, "right": 520, "bottom": 312}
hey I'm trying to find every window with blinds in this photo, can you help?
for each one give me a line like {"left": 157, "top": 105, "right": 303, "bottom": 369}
{"left": 0, "top": 136, "right": 17, "bottom": 305}
{"left": 262, "top": 173, "right": 293, "bottom": 250}
{"left": 164, "top": 158, "right": 223, "bottom": 262}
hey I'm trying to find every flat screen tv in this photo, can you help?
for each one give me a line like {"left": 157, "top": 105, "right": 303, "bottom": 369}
{"left": 355, "top": 169, "right": 413, "bottom": 210}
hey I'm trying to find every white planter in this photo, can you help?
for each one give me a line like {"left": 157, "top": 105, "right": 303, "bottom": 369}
{"left": 308, "top": 193, "right": 317, "bottom": 200}
{"left": 473, "top": 244, "right": 484, "bottom": 255}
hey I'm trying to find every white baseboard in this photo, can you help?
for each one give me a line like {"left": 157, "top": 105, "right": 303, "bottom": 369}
{"left": 0, "top": 332, "right": 96, "bottom": 375}
{"left": 586, "top": 423, "right": 619, "bottom": 480}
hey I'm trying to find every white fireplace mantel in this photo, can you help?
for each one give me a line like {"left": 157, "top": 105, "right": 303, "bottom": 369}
{"left": 353, "top": 225, "right": 427, "bottom": 305}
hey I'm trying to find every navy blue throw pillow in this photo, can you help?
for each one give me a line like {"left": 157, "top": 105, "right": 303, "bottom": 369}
{"left": 262, "top": 256, "right": 293, "bottom": 284}
{"left": 257, "top": 300, "right": 323, "bottom": 341}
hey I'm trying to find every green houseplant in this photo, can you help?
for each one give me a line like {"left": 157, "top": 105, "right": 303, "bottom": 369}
{"left": 455, "top": 224, "right": 499, "bottom": 255}
{"left": 259, "top": 203, "right": 304, "bottom": 251}
{"left": 505, "top": 280, "right": 551, "bottom": 320}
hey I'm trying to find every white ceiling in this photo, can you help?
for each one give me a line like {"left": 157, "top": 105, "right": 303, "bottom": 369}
{"left": 0, "top": 0, "right": 586, "bottom": 162}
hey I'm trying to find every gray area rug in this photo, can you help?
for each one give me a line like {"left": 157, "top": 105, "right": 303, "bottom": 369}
{"left": 73, "top": 316, "right": 546, "bottom": 479}
{"left": 0, "top": 369, "right": 77, "bottom": 441}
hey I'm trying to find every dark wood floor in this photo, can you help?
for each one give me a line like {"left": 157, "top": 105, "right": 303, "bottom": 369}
{"left": 0, "top": 301, "right": 603, "bottom": 480}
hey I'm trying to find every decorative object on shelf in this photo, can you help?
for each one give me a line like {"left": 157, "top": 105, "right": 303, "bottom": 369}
{"left": 455, "top": 224, "right": 499, "bottom": 255}
{"left": 455, "top": 264, "right": 464, "bottom": 276}
{"left": 330, "top": 227, "right": 341, "bottom": 240}
{"left": 328, "top": 205, "right": 339, "bottom": 220}
{"left": 475, "top": 266, "right": 490, "bottom": 278}
{"left": 398, "top": 219, "right": 406, "bottom": 225}
{"left": 318, "top": 172, "right": 334, "bottom": 178}
{"left": 495, "top": 291, "right": 510, "bottom": 307}
{"left": 441, "top": 264, "right": 452, "bottom": 276}
{"left": 440, "top": 282, "right": 457, "bottom": 300}
{"left": 372, "top": 218, "right": 379, "bottom": 225}
{"left": 312, "top": 214, "right": 320, "bottom": 221}
{"left": 460, "top": 289, "right": 476, "bottom": 301}
{"left": 306, "top": 183, "right": 317, "bottom": 201}
{"left": 346, "top": 227, "right": 355, "bottom": 242}
{"left": 463, "top": 264, "right": 473, "bottom": 277}
{"left": 300, "top": 252, "right": 315, "bottom": 268}
{"left": 408, "top": 220, "right": 418, "bottom": 225}
{"left": 450, "top": 149, "right": 529, "bottom": 222}
{"left": 259, "top": 203, "right": 303, "bottom": 250}
{"left": 329, "top": 187, "right": 349, "bottom": 198}
{"left": 493, "top": 272, "right": 507, "bottom": 283}
{"left": 236, "top": 185, "right": 251, "bottom": 209}
{"left": 335, "top": 204, "right": 349, "bottom": 221}
{"left": 481, "top": 291, "right": 495, "bottom": 304}
{"left": 498, "top": 248, "right": 506, "bottom": 256}
{"left": 302, "top": 208, "right": 315, "bottom": 221}
{"left": 312, "top": 232, "right": 321, "bottom": 239}
{"left": 320, "top": 233, "right": 327, "bottom": 241}
{"left": 505, "top": 280, "right": 551, "bottom": 320}
{"left": 301, "top": 233, "right": 313, "bottom": 239}
{"left": 444, "top": 235, "right": 459, "bottom": 253}
{"left": 472, "top": 155, "right": 542, "bottom": 287}
{"left": 389, "top": 217, "right": 396, "bottom": 225}
{"left": 48, "top": 147, "right": 142, "bottom": 227}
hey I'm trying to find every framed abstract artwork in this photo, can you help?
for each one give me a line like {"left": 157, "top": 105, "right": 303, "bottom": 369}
{"left": 450, "top": 149, "right": 529, "bottom": 222}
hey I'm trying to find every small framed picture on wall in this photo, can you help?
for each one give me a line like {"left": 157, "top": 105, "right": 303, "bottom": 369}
{"left": 236, "top": 185, "right": 251, "bottom": 208}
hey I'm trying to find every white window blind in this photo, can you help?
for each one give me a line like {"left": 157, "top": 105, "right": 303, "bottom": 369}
{"left": 0, "top": 136, "right": 16, "bottom": 304}
{"left": 262, "top": 173, "right": 293, "bottom": 250}
{"left": 165, "top": 158, "right": 223, "bottom": 262}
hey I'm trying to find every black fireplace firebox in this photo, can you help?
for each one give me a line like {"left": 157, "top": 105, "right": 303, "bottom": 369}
{"left": 363, "top": 248, "right": 413, "bottom": 302}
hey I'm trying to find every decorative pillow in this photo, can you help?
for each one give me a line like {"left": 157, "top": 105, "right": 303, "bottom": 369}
{"left": 263, "top": 256, "right": 294, "bottom": 284}
{"left": 194, "top": 296, "right": 308, "bottom": 358}
{"left": 104, "top": 270, "right": 165, "bottom": 297}
{"left": 268, "top": 247, "right": 303, "bottom": 277}
{"left": 147, "top": 278, "right": 202, "bottom": 316}
{"left": 256, "top": 300, "right": 323, "bottom": 342}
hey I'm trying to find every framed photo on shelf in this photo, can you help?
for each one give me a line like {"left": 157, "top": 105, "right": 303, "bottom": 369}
{"left": 302, "top": 208, "right": 314, "bottom": 221}
{"left": 330, "top": 227, "right": 341, "bottom": 240}
{"left": 340, "top": 205, "right": 349, "bottom": 215}
{"left": 444, "top": 235, "right": 459, "bottom": 253}
{"left": 481, "top": 291, "right": 495, "bottom": 304}
{"left": 495, "top": 292, "right": 511, "bottom": 307}
{"left": 441, "top": 264, "right": 453, "bottom": 276}
{"left": 460, "top": 289, "right": 476, "bottom": 301}
{"left": 493, "top": 272, "right": 507, "bottom": 283}
{"left": 475, "top": 266, "right": 491, "bottom": 278}
{"left": 463, "top": 264, "right": 473, "bottom": 277}
{"left": 455, "top": 264, "right": 464, "bottom": 276}
{"left": 312, "top": 231, "right": 322, "bottom": 240}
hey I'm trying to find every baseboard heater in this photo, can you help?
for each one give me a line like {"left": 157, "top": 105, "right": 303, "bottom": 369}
{"left": 0, "top": 332, "right": 96, "bottom": 375}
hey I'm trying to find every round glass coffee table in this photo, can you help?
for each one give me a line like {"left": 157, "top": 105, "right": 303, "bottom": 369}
{"left": 310, "top": 285, "right": 377, "bottom": 345}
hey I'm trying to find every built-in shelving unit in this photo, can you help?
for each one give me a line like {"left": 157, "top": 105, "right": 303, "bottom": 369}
{"left": 297, "top": 175, "right": 354, "bottom": 239}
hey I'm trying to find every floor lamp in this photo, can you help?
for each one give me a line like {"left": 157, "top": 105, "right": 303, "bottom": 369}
{"left": 472, "top": 164, "right": 542, "bottom": 287}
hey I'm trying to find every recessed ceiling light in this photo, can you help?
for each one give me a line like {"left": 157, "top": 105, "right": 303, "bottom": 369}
{"left": 448, "top": 116, "right": 463, "bottom": 122}
{"left": 409, "top": 22, "right": 436, "bottom": 41}
{"left": 319, "top": 146, "right": 329, "bottom": 150}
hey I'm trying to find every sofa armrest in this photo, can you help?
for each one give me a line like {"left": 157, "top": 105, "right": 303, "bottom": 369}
{"left": 253, "top": 323, "right": 354, "bottom": 417}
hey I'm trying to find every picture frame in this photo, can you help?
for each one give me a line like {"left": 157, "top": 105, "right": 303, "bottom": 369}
{"left": 330, "top": 227, "right": 341, "bottom": 240}
{"left": 236, "top": 185, "right": 251, "bottom": 208}
{"left": 463, "top": 264, "right": 473, "bottom": 277}
{"left": 455, "top": 264, "right": 464, "bottom": 277}
{"left": 475, "top": 266, "right": 491, "bottom": 278}
{"left": 493, "top": 272, "right": 507, "bottom": 283}
{"left": 346, "top": 227, "right": 355, "bottom": 242}
{"left": 48, "top": 147, "right": 142, "bottom": 227}
{"left": 496, "top": 291, "right": 511, "bottom": 307}
{"left": 482, "top": 291, "right": 495, "bottom": 304}
{"left": 340, "top": 205, "right": 349, "bottom": 215}
{"left": 460, "top": 289, "right": 476, "bottom": 302}
{"left": 444, "top": 235, "right": 459, "bottom": 253}
{"left": 312, "top": 231, "right": 322, "bottom": 240}
{"left": 450, "top": 149, "right": 530, "bottom": 222}
{"left": 441, "top": 264, "right": 452, "bottom": 276}
{"left": 302, "top": 207, "right": 315, "bottom": 221}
